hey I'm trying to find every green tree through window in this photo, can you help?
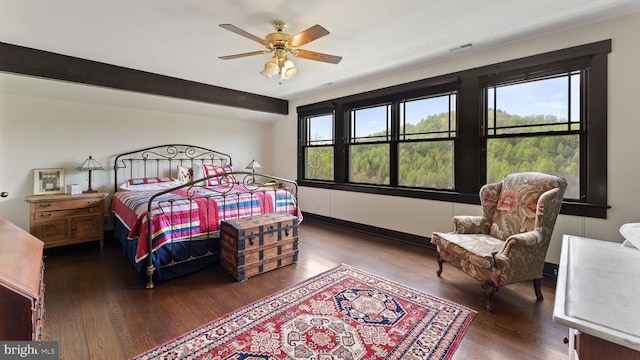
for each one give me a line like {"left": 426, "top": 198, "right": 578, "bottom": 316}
{"left": 303, "top": 114, "right": 334, "bottom": 181}
{"left": 486, "top": 72, "right": 581, "bottom": 199}
{"left": 297, "top": 40, "right": 610, "bottom": 218}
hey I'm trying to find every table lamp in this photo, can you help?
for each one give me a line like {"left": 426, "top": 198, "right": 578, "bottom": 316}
{"left": 77, "top": 156, "right": 104, "bottom": 193}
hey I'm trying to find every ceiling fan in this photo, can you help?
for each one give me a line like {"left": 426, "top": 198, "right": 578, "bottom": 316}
{"left": 218, "top": 20, "right": 342, "bottom": 80}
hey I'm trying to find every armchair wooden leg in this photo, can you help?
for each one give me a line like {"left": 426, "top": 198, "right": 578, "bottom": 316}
{"left": 482, "top": 281, "right": 497, "bottom": 311}
{"left": 533, "top": 278, "right": 544, "bottom": 301}
{"left": 436, "top": 254, "right": 445, "bottom": 277}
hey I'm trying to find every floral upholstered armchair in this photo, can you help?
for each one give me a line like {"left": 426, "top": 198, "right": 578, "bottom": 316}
{"left": 431, "top": 172, "right": 567, "bottom": 311}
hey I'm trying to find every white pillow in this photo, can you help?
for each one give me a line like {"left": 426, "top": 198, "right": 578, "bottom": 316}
{"left": 619, "top": 223, "right": 640, "bottom": 250}
{"left": 193, "top": 164, "right": 204, "bottom": 180}
{"left": 177, "top": 166, "right": 193, "bottom": 184}
{"left": 119, "top": 179, "right": 183, "bottom": 191}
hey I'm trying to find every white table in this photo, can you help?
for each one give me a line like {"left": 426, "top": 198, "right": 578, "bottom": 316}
{"left": 553, "top": 235, "right": 640, "bottom": 359}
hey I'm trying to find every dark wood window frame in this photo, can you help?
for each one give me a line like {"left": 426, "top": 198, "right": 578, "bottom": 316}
{"left": 297, "top": 40, "right": 610, "bottom": 218}
{"left": 302, "top": 111, "right": 336, "bottom": 181}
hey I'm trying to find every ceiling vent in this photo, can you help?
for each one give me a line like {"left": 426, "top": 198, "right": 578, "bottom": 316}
{"left": 449, "top": 43, "right": 473, "bottom": 52}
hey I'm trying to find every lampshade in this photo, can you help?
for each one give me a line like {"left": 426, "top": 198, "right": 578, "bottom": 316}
{"left": 260, "top": 53, "right": 297, "bottom": 81}
{"left": 245, "top": 159, "right": 262, "bottom": 172}
{"left": 77, "top": 156, "right": 104, "bottom": 171}
{"left": 260, "top": 56, "right": 280, "bottom": 79}
{"left": 77, "top": 156, "right": 103, "bottom": 193}
{"left": 280, "top": 58, "right": 298, "bottom": 80}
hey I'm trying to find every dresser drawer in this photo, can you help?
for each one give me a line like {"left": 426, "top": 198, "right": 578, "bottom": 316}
{"left": 32, "top": 198, "right": 102, "bottom": 211}
{"left": 33, "top": 206, "right": 100, "bottom": 221}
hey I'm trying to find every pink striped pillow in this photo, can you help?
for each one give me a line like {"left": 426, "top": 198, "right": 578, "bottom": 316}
{"left": 202, "top": 165, "right": 237, "bottom": 186}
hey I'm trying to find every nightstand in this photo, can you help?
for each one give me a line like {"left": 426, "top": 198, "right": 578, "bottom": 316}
{"left": 25, "top": 192, "right": 108, "bottom": 249}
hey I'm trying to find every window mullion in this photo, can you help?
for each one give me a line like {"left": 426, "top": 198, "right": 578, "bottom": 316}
{"left": 334, "top": 103, "right": 346, "bottom": 184}
{"left": 390, "top": 103, "right": 399, "bottom": 186}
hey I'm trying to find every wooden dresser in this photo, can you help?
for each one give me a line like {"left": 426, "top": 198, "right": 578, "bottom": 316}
{"left": 25, "top": 192, "right": 108, "bottom": 249}
{"left": 0, "top": 216, "right": 45, "bottom": 340}
{"left": 553, "top": 235, "right": 640, "bottom": 359}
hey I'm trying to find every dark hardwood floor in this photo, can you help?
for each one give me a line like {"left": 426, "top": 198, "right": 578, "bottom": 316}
{"left": 42, "top": 218, "right": 569, "bottom": 359}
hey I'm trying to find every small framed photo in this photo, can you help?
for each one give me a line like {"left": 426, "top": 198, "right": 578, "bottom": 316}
{"left": 33, "top": 168, "right": 65, "bottom": 195}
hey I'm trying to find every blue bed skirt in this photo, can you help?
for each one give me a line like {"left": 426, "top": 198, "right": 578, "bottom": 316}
{"left": 113, "top": 216, "right": 221, "bottom": 283}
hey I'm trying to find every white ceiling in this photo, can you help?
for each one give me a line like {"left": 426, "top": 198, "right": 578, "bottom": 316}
{"left": 1, "top": 0, "right": 640, "bottom": 122}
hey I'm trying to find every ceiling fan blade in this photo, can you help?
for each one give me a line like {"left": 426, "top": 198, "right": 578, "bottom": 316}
{"left": 219, "top": 50, "right": 270, "bottom": 60}
{"left": 286, "top": 24, "right": 330, "bottom": 48}
{"left": 219, "top": 24, "right": 266, "bottom": 45}
{"left": 293, "top": 49, "right": 342, "bottom": 64}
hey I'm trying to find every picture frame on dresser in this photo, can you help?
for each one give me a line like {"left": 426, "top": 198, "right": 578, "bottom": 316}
{"left": 33, "top": 168, "right": 65, "bottom": 195}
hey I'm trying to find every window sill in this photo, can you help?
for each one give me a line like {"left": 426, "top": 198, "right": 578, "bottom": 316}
{"left": 298, "top": 180, "right": 608, "bottom": 219}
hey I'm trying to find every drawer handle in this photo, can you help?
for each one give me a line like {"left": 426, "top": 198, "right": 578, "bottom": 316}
{"left": 39, "top": 203, "right": 51, "bottom": 208}
{"left": 39, "top": 213, "right": 52, "bottom": 218}
{"left": 88, "top": 208, "right": 95, "bottom": 213}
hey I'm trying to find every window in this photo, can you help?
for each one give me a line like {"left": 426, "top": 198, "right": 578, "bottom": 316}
{"left": 485, "top": 72, "right": 581, "bottom": 199}
{"left": 297, "top": 40, "right": 610, "bottom": 218}
{"left": 346, "top": 91, "right": 458, "bottom": 188}
{"left": 349, "top": 104, "right": 391, "bottom": 185}
{"left": 302, "top": 113, "right": 334, "bottom": 181}
{"left": 399, "top": 94, "right": 456, "bottom": 189}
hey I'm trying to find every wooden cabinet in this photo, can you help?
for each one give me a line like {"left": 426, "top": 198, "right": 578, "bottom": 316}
{"left": 0, "top": 216, "right": 45, "bottom": 340}
{"left": 567, "top": 328, "right": 640, "bottom": 360}
{"left": 25, "top": 192, "right": 108, "bottom": 249}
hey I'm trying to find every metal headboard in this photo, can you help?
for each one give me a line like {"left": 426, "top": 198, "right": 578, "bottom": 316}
{"left": 113, "top": 144, "right": 232, "bottom": 192}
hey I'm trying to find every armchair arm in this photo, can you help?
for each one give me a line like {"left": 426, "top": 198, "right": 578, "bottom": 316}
{"left": 452, "top": 215, "right": 492, "bottom": 234}
{"left": 498, "top": 229, "right": 543, "bottom": 256}
{"left": 494, "top": 229, "right": 545, "bottom": 285}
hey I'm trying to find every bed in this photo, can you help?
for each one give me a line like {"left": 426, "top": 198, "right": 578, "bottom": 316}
{"left": 111, "top": 144, "right": 301, "bottom": 288}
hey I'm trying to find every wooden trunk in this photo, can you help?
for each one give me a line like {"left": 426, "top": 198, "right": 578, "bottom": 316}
{"left": 220, "top": 213, "right": 298, "bottom": 281}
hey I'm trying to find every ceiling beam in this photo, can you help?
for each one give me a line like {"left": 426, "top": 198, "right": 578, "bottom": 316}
{"left": 0, "top": 42, "right": 288, "bottom": 115}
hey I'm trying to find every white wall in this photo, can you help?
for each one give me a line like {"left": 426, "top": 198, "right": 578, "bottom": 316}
{"left": 0, "top": 79, "right": 274, "bottom": 230}
{"left": 281, "top": 12, "right": 640, "bottom": 264}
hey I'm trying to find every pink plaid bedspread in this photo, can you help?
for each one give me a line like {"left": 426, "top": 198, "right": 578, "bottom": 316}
{"left": 111, "top": 186, "right": 299, "bottom": 262}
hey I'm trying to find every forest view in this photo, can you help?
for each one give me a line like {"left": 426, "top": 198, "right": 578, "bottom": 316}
{"left": 306, "top": 109, "right": 579, "bottom": 199}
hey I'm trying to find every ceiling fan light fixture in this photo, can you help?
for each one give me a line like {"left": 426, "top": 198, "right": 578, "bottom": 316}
{"left": 282, "top": 67, "right": 298, "bottom": 80}
{"left": 280, "top": 58, "right": 297, "bottom": 81}
{"left": 260, "top": 56, "right": 280, "bottom": 79}
{"left": 220, "top": 20, "right": 341, "bottom": 81}
{"left": 260, "top": 54, "right": 297, "bottom": 81}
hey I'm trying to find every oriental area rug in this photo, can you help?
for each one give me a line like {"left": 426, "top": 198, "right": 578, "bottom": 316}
{"left": 132, "top": 264, "right": 477, "bottom": 360}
